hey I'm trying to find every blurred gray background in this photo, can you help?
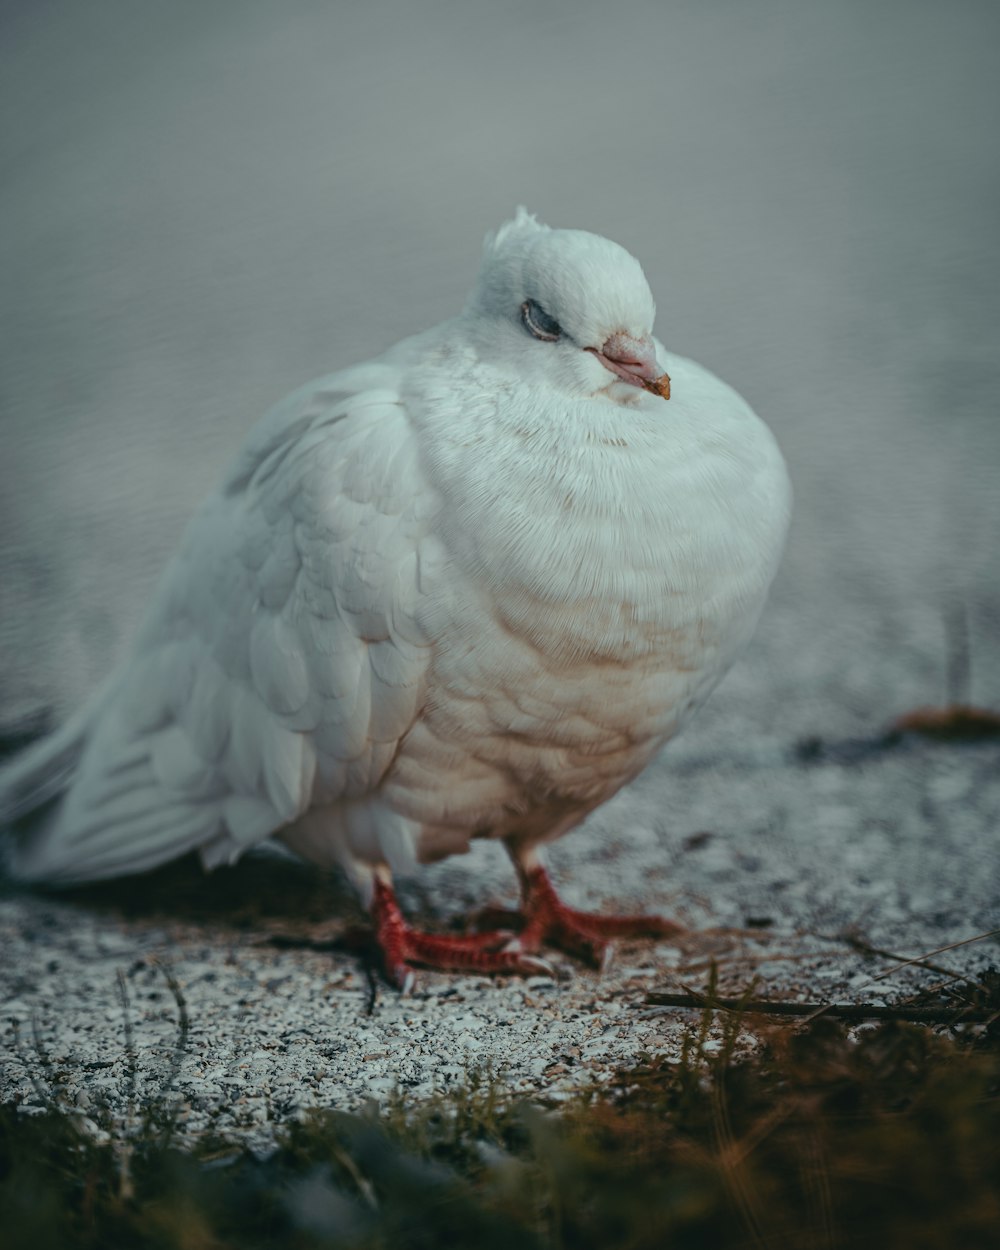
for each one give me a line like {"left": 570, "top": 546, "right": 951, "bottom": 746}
{"left": 2, "top": 0, "right": 998, "bottom": 746}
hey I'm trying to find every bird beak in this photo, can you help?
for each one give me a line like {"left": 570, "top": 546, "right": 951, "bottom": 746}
{"left": 587, "top": 333, "right": 671, "bottom": 400}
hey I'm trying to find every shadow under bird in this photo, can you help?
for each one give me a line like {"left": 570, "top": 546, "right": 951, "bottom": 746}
{"left": 0, "top": 210, "right": 791, "bottom": 990}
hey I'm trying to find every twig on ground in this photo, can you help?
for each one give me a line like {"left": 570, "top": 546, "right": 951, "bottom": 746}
{"left": 115, "top": 970, "right": 137, "bottom": 1201}
{"left": 155, "top": 963, "right": 190, "bottom": 1098}
{"left": 888, "top": 704, "right": 1000, "bottom": 740}
{"left": 363, "top": 960, "right": 380, "bottom": 1016}
{"left": 12, "top": 1018, "right": 59, "bottom": 1114}
{"left": 147, "top": 961, "right": 191, "bottom": 1146}
{"left": 644, "top": 989, "right": 996, "bottom": 1023}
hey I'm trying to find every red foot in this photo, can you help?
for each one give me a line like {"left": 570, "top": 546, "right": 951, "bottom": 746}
{"left": 517, "top": 864, "right": 684, "bottom": 968}
{"left": 370, "top": 878, "right": 552, "bottom": 991}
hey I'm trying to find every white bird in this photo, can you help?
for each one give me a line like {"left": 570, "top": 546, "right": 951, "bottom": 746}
{"left": 1, "top": 210, "right": 791, "bottom": 988}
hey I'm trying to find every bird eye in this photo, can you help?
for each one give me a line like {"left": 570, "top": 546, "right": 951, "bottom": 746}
{"left": 521, "top": 299, "right": 562, "bottom": 342}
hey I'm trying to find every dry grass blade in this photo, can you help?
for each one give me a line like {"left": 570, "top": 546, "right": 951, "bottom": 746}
{"left": 798, "top": 1126, "right": 835, "bottom": 1250}
{"left": 865, "top": 928, "right": 1000, "bottom": 984}
{"left": 712, "top": 1076, "right": 769, "bottom": 1250}
{"left": 837, "top": 929, "right": 989, "bottom": 1002}
{"left": 702, "top": 969, "right": 771, "bottom": 1250}
{"left": 329, "top": 1138, "right": 379, "bottom": 1211}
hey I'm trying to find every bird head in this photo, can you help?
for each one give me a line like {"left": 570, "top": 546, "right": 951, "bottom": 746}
{"left": 466, "top": 208, "right": 670, "bottom": 402}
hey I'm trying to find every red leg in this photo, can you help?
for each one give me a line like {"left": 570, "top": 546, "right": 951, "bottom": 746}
{"left": 370, "top": 876, "right": 552, "bottom": 991}
{"left": 515, "top": 857, "right": 684, "bottom": 968}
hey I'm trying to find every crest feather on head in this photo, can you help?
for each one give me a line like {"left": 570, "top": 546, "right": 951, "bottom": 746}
{"left": 483, "top": 206, "right": 547, "bottom": 258}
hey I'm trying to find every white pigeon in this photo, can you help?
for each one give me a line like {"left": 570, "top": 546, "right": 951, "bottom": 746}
{"left": 1, "top": 209, "right": 791, "bottom": 988}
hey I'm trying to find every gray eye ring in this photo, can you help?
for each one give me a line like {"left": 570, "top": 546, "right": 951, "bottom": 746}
{"left": 521, "top": 299, "right": 562, "bottom": 342}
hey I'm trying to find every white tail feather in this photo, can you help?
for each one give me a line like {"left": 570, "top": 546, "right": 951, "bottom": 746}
{"left": 0, "top": 696, "right": 103, "bottom": 828}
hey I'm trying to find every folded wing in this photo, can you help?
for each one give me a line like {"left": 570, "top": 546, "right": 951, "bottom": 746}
{"left": 5, "top": 375, "right": 439, "bottom": 883}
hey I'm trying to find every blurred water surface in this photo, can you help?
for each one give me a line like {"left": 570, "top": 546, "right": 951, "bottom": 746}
{"left": 1, "top": 0, "right": 998, "bottom": 725}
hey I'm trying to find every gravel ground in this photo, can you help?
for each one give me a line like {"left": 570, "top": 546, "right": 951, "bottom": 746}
{"left": 3, "top": 724, "right": 997, "bottom": 1153}
{"left": 2, "top": 0, "right": 999, "bottom": 1150}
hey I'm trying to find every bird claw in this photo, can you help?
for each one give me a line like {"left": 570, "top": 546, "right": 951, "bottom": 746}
{"left": 516, "top": 864, "right": 683, "bottom": 970}
{"left": 368, "top": 871, "right": 679, "bottom": 990}
{"left": 500, "top": 938, "right": 556, "bottom": 979}
{"left": 384, "top": 937, "right": 556, "bottom": 988}
{"left": 370, "top": 878, "right": 560, "bottom": 988}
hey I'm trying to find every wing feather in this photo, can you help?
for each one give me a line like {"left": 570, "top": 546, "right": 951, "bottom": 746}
{"left": 248, "top": 609, "right": 311, "bottom": 716}
{"left": 9, "top": 371, "right": 439, "bottom": 884}
{"left": 150, "top": 725, "right": 220, "bottom": 795}
{"left": 177, "top": 653, "right": 232, "bottom": 761}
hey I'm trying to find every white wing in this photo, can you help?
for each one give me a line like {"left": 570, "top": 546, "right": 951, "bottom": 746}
{"left": 12, "top": 370, "right": 439, "bottom": 883}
